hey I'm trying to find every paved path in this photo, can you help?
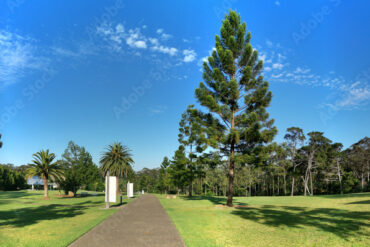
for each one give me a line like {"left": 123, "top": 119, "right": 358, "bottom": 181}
{"left": 69, "top": 194, "right": 185, "bottom": 247}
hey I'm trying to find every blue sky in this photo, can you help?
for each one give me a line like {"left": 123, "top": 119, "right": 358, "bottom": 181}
{"left": 1, "top": 0, "right": 369, "bottom": 170}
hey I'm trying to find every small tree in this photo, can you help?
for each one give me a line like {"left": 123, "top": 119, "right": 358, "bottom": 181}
{"left": 27, "top": 150, "right": 63, "bottom": 199}
{"left": 194, "top": 10, "right": 276, "bottom": 206}
{"left": 169, "top": 146, "right": 189, "bottom": 195}
{"left": 158, "top": 157, "right": 171, "bottom": 194}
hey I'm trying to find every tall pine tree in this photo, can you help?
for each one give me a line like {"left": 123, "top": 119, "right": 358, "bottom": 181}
{"left": 195, "top": 10, "right": 276, "bottom": 206}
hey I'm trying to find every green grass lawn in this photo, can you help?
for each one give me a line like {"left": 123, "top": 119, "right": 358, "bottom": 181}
{"left": 158, "top": 193, "right": 370, "bottom": 247}
{"left": 0, "top": 190, "right": 133, "bottom": 247}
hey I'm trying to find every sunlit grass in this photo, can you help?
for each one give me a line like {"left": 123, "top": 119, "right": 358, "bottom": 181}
{"left": 158, "top": 193, "right": 370, "bottom": 247}
{"left": 0, "top": 190, "right": 133, "bottom": 247}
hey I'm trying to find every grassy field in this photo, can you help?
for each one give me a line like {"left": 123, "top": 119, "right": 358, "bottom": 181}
{"left": 158, "top": 193, "right": 370, "bottom": 247}
{"left": 0, "top": 190, "right": 133, "bottom": 247}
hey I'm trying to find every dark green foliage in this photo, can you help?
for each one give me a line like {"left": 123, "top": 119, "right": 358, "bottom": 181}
{"left": 100, "top": 142, "right": 134, "bottom": 177}
{"left": 58, "top": 141, "right": 100, "bottom": 195}
{"left": 158, "top": 157, "right": 171, "bottom": 194}
{"left": 0, "top": 164, "right": 26, "bottom": 190}
{"left": 194, "top": 10, "right": 276, "bottom": 205}
{"left": 169, "top": 146, "right": 190, "bottom": 194}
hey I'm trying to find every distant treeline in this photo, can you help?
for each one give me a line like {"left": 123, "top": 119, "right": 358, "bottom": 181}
{"left": 131, "top": 135, "right": 369, "bottom": 197}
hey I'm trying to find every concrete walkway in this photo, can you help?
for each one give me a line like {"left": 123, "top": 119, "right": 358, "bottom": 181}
{"left": 69, "top": 195, "right": 185, "bottom": 247}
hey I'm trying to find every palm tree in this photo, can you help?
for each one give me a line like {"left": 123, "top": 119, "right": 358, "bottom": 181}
{"left": 100, "top": 142, "right": 134, "bottom": 196}
{"left": 27, "top": 150, "right": 63, "bottom": 199}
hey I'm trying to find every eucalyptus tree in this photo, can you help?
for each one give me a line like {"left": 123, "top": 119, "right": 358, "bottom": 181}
{"left": 270, "top": 142, "right": 290, "bottom": 195}
{"left": 27, "top": 150, "right": 63, "bottom": 199}
{"left": 194, "top": 10, "right": 276, "bottom": 206}
{"left": 346, "top": 137, "right": 370, "bottom": 191}
{"left": 302, "top": 132, "right": 331, "bottom": 196}
{"left": 100, "top": 142, "right": 134, "bottom": 196}
{"left": 329, "top": 143, "right": 344, "bottom": 194}
{"left": 284, "top": 127, "right": 305, "bottom": 196}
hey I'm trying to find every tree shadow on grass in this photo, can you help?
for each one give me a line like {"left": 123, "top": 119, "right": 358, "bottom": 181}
{"left": 346, "top": 199, "right": 370, "bottom": 205}
{"left": 0, "top": 191, "right": 34, "bottom": 200}
{"left": 231, "top": 205, "right": 370, "bottom": 240}
{"left": 318, "top": 193, "right": 370, "bottom": 199}
{"left": 0, "top": 200, "right": 102, "bottom": 228}
{"left": 182, "top": 196, "right": 248, "bottom": 206}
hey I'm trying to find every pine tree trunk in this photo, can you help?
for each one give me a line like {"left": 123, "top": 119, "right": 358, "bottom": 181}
{"left": 43, "top": 175, "right": 49, "bottom": 199}
{"left": 227, "top": 143, "right": 235, "bottom": 206}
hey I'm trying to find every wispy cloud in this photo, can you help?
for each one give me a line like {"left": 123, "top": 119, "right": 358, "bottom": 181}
{"left": 96, "top": 22, "right": 184, "bottom": 58}
{"left": 156, "top": 28, "right": 172, "bottom": 40}
{"left": 0, "top": 30, "right": 46, "bottom": 86}
{"left": 259, "top": 40, "right": 370, "bottom": 113}
{"left": 151, "top": 45, "right": 178, "bottom": 56}
{"left": 148, "top": 105, "right": 167, "bottom": 115}
{"left": 183, "top": 49, "right": 197, "bottom": 62}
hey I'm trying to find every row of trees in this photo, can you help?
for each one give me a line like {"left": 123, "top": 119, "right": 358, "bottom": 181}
{"left": 0, "top": 140, "right": 134, "bottom": 200}
{"left": 124, "top": 135, "right": 369, "bottom": 199}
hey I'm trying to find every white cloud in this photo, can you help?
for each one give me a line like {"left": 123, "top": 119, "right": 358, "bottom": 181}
{"left": 149, "top": 38, "right": 159, "bottom": 46}
{"left": 96, "top": 23, "right": 185, "bottom": 57}
{"left": 125, "top": 29, "right": 147, "bottom": 49}
{"left": 265, "top": 67, "right": 272, "bottom": 71}
{"left": 161, "top": 33, "right": 172, "bottom": 40}
{"left": 272, "top": 63, "right": 284, "bottom": 70}
{"left": 183, "top": 49, "right": 196, "bottom": 62}
{"left": 0, "top": 30, "right": 45, "bottom": 85}
{"left": 156, "top": 28, "right": 172, "bottom": 40}
{"left": 151, "top": 45, "right": 178, "bottom": 56}
{"left": 333, "top": 83, "right": 370, "bottom": 109}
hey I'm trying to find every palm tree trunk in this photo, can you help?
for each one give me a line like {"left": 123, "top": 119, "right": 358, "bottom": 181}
{"left": 43, "top": 175, "right": 49, "bottom": 198}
